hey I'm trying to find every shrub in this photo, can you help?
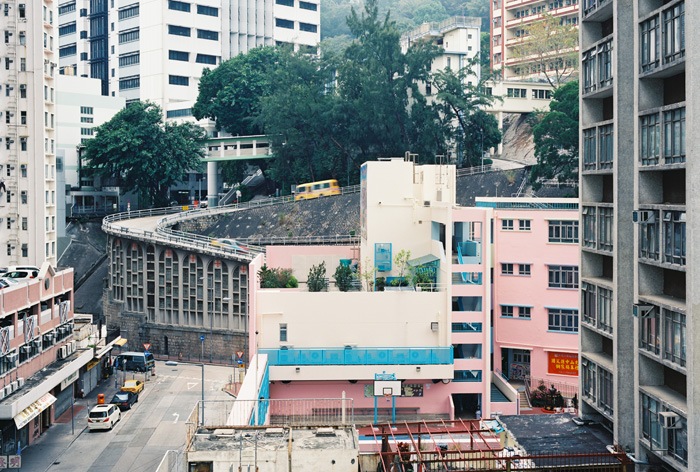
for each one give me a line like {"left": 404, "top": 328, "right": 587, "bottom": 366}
{"left": 307, "top": 262, "right": 328, "bottom": 292}
{"left": 334, "top": 264, "right": 356, "bottom": 292}
{"left": 258, "top": 264, "right": 298, "bottom": 288}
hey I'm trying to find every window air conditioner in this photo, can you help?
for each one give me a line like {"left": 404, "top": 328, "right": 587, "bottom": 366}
{"left": 6, "top": 353, "right": 17, "bottom": 363}
{"left": 658, "top": 411, "right": 680, "bottom": 429}
{"left": 16, "top": 378, "right": 24, "bottom": 388}
{"left": 20, "top": 345, "right": 31, "bottom": 353}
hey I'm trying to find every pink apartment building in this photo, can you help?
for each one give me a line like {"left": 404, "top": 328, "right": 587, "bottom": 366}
{"left": 0, "top": 264, "right": 106, "bottom": 455}
{"left": 480, "top": 198, "right": 580, "bottom": 397}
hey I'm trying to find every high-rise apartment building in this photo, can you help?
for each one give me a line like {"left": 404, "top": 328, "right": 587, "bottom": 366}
{"left": 491, "top": 0, "right": 579, "bottom": 81}
{"left": 0, "top": 0, "right": 58, "bottom": 266}
{"left": 580, "top": 0, "right": 690, "bottom": 469}
{"left": 57, "top": 0, "right": 320, "bottom": 119}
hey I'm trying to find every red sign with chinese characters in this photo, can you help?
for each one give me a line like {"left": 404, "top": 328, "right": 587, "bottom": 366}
{"left": 548, "top": 351, "right": 579, "bottom": 376}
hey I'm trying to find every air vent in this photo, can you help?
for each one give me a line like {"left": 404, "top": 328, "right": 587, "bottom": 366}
{"left": 315, "top": 427, "right": 336, "bottom": 437}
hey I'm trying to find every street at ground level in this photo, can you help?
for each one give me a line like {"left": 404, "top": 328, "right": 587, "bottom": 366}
{"left": 17, "top": 361, "right": 233, "bottom": 472}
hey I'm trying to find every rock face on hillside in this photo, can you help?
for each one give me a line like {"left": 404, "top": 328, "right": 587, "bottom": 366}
{"left": 499, "top": 113, "right": 537, "bottom": 166}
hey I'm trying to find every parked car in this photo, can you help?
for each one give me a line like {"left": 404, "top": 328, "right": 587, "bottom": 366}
{"left": 3, "top": 269, "right": 39, "bottom": 280}
{"left": 110, "top": 391, "right": 138, "bottom": 411}
{"left": 0, "top": 265, "right": 40, "bottom": 276}
{"left": 87, "top": 404, "right": 121, "bottom": 431}
{"left": 120, "top": 379, "right": 144, "bottom": 394}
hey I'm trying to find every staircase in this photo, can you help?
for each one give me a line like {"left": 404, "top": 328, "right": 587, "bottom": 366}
{"left": 519, "top": 389, "right": 532, "bottom": 411}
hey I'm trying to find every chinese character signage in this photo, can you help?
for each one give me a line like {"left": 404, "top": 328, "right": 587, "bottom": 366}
{"left": 548, "top": 351, "right": 578, "bottom": 376}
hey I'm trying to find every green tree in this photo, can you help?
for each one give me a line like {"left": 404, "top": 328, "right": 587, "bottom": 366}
{"left": 334, "top": 264, "right": 356, "bottom": 292}
{"left": 508, "top": 12, "right": 578, "bottom": 88}
{"left": 529, "top": 80, "right": 579, "bottom": 190}
{"left": 433, "top": 56, "right": 502, "bottom": 167}
{"left": 82, "top": 101, "right": 206, "bottom": 208}
{"left": 193, "top": 47, "right": 282, "bottom": 135}
{"left": 307, "top": 262, "right": 329, "bottom": 292}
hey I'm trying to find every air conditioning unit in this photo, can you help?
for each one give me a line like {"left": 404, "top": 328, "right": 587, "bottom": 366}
{"left": 58, "top": 346, "right": 67, "bottom": 359}
{"left": 69, "top": 340, "right": 76, "bottom": 353}
{"left": 633, "top": 304, "right": 654, "bottom": 318}
{"left": 16, "top": 378, "right": 24, "bottom": 388}
{"left": 19, "top": 84, "right": 25, "bottom": 90}
{"left": 6, "top": 353, "right": 18, "bottom": 363}
{"left": 20, "top": 345, "right": 31, "bottom": 353}
{"left": 3, "top": 386, "right": 11, "bottom": 397}
{"left": 659, "top": 411, "right": 680, "bottom": 429}
{"left": 44, "top": 332, "right": 54, "bottom": 342}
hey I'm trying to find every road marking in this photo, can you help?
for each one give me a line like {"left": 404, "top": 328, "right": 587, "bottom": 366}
{"left": 173, "top": 413, "right": 180, "bottom": 424}
{"left": 187, "top": 382, "right": 198, "bottom": 390}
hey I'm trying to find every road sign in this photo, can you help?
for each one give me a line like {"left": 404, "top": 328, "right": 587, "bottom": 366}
{"left": 200, "top": 335, "right": 205, "bottom": 342}
{"left": 236, "top": 359, "right": 244, "bottom": 365}
{"left": 143, "top": 343, "right": 151, "bottom": 351}
{"left": 236, "top": 351, "right": 244, "bottom": 359}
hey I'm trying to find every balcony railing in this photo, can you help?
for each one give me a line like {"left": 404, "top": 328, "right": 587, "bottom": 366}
{"left": 260, "top": 347, "right": 453, "bottom": 366}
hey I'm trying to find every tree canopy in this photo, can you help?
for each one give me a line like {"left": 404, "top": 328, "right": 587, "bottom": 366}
{"left": 529, "top": 80, "right": 579, "bottom": 190}
{"left": 193, "top": 0, "right": 500, "bottom": 191}
{"left": 83, "top": 101, "right": 206, "bottom": 207}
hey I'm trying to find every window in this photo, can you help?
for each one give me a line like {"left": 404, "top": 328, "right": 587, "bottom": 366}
{"left": 518, "top": 306, "right": 531, "bottom": 319}
{"left": 276, "top": 0, "right": 293, "bottom": 5}
{"left": 119, "top": 28, "right": 139, "bottom": 44}
{"left": 168, "top": 50, "right": 189, "bottom": 61}
{"left": 532, "top": 89, "right": 551, "bottom": 100}
{"left": 518, "top": 219, "right": 531, "bottom": 231}
{"left": 582, "top": 127, "right": 596, "bottom": 169}
{"left": 597, "top": 39, "right": 612, "bottom": 87}
{"left": 581, "top": 283, "right": 597, "bottom": 326}
{"left": 169, "top": 75, "right": 189, "bottom": 86}
{"left": 598, "top": 123, "right": 613, "bottom": 168}
{"left": 279, "top": 323, "right": 287, "bottom": 342}
{"left": 119, "top": 76, "right": 140, "bottom": 90}
{"left": 299, "top": 22, "right": 317, "bottom": 33}
{"left": 80, "top": 106, "right": 93, "bottom": 114}
{"left": 454, "top": 370, "right": 482, "bottom": 382}
{"left": 547, "top": 308, "right": 578, "bottom": 332}
{"left": 79, "top": 30, "right": 87, "bottom": 39}
{"left": 80, "top": 8, "right": 87, "bottom": 16}
{"left": 59, "top": 22, "right": 76, "bottom": 36}
{"left": 21, "top": 244, "right": 28, "bottom": 257}
{"left": 663, "top": 107, "right": 685, "bottom": 164}
{"left": 20, "top": 191, "right": 27, "bottom": 204}
{"left": 451, "top": 322, "right": 482, "bottom": 332}
{"left": 59, "top": 2, "right": 76, "bottom": 15}
{"left": 166, "top": 108, "right": 193, "bottom": 118}
{"left": 195, "top": 54, "right": 217, "bottom": 64}
{"left": 639, "top": 306, "right": 660, "bottom": 354}
{"left": 662, "top": 2, "right": 685, "bottom": 65}
{"left": 119, "top": 53, "right": 140, "bottom": 67}
{"left": 640, "top": 113, "right": 660, "bottom": 165}
{"left": 501, "top": 305, "right": 514, "bottom": 317}
{"left": 168, "top": 0, "right": 190, "bottom": 12}
{"left": 518, "top": 264, "right": 531, "bottom": 276}
{"left": 197, "top": 5, "right": 218, "bottom": 16}
{"left": 21, "top": 217, "right": 28, "bottom": 229}
{"left": 663, "top": 210, "right": 685, "bottom": 265}
{"left": 80, "top": 127, "right": 93, "bottom": 136}
{"left": 118, "top": 4, "right": 139, "bottom": 20}
{"left": 501, "top": 263, "right": 514, "bottom": 275}
{"left": 507, "top": 88, "right": 527, "bottom": 98}
{"left": 80, "top": 52, "right": 88, "bottom": 60}
{"left": 168, "top": 25, "right": 191, "bottom": 36}
{"left": 664, "top": 309, "right": 686, "bottom": 366}
{"left": 453, "top": 344, "right": 482, "bottom": 359}
{"left": 197, "top": 29, "right": 218, "bottom": 40}
{"left": 640, "top": 17, "right": 659, "bottom": 72}
{"left": 299, "top": 1, "right": 317, "bottom": 10}
{"left": 548, "top": 265, "right": 578, "bottom": 289}
{"left": 598, "top": 207, "right": 614, "bottom": 251}
{"left": 548, "top": 220, "right": 579, "bottom": 243}
{"left": 501, "top": 219, "right": 514, "bottom": 231}
{"left": 276, "top": 18, "right": 293, "bottom": 29}
{"left": 59, "top": 44, "right": 77, "bottom": 57}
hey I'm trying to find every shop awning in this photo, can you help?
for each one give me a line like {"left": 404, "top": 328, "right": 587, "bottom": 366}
{"left": 115, "top": 338, "right": 128, "bottom": 347}
{"left": 14, "top": 393, "right": 56, "bottom": 429}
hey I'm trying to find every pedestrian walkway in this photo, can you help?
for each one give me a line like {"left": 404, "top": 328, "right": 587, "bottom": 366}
{"left": 17, "top": 375, "right": 121, "bottom": 472}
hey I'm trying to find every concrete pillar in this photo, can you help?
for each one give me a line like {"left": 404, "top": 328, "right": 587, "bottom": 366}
{"left": 207, "top": 161, "right": 218, "bottom": 207}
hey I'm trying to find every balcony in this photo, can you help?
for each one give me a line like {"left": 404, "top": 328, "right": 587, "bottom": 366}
{"left": 582, "top": 120, "right": 614, "bottom": 172}
{"left": 582, "top": 38, "right": 613, "bottom": 97}
{"left": 260, "top": 347, "right": 453, "bottom": 366}
{"left": 636, "top": 208, "right": 685, "bottom": 269}
{"left": 639, "top": 1, "right": 685, "bottom": 79}
{"left": 582, "top": 0, "right": 611, "bottom": 21}
{"left": 639, "top": 105, "right": 686, "bottom": 167}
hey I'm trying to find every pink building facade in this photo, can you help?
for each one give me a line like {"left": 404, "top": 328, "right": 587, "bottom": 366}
{"left": 482, "top": 198, "right": 580, "bottom": 395}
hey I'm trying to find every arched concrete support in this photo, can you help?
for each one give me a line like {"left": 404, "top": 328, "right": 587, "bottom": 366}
{"left": 207, "top": 161, "right": 219, "bottom": 207}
